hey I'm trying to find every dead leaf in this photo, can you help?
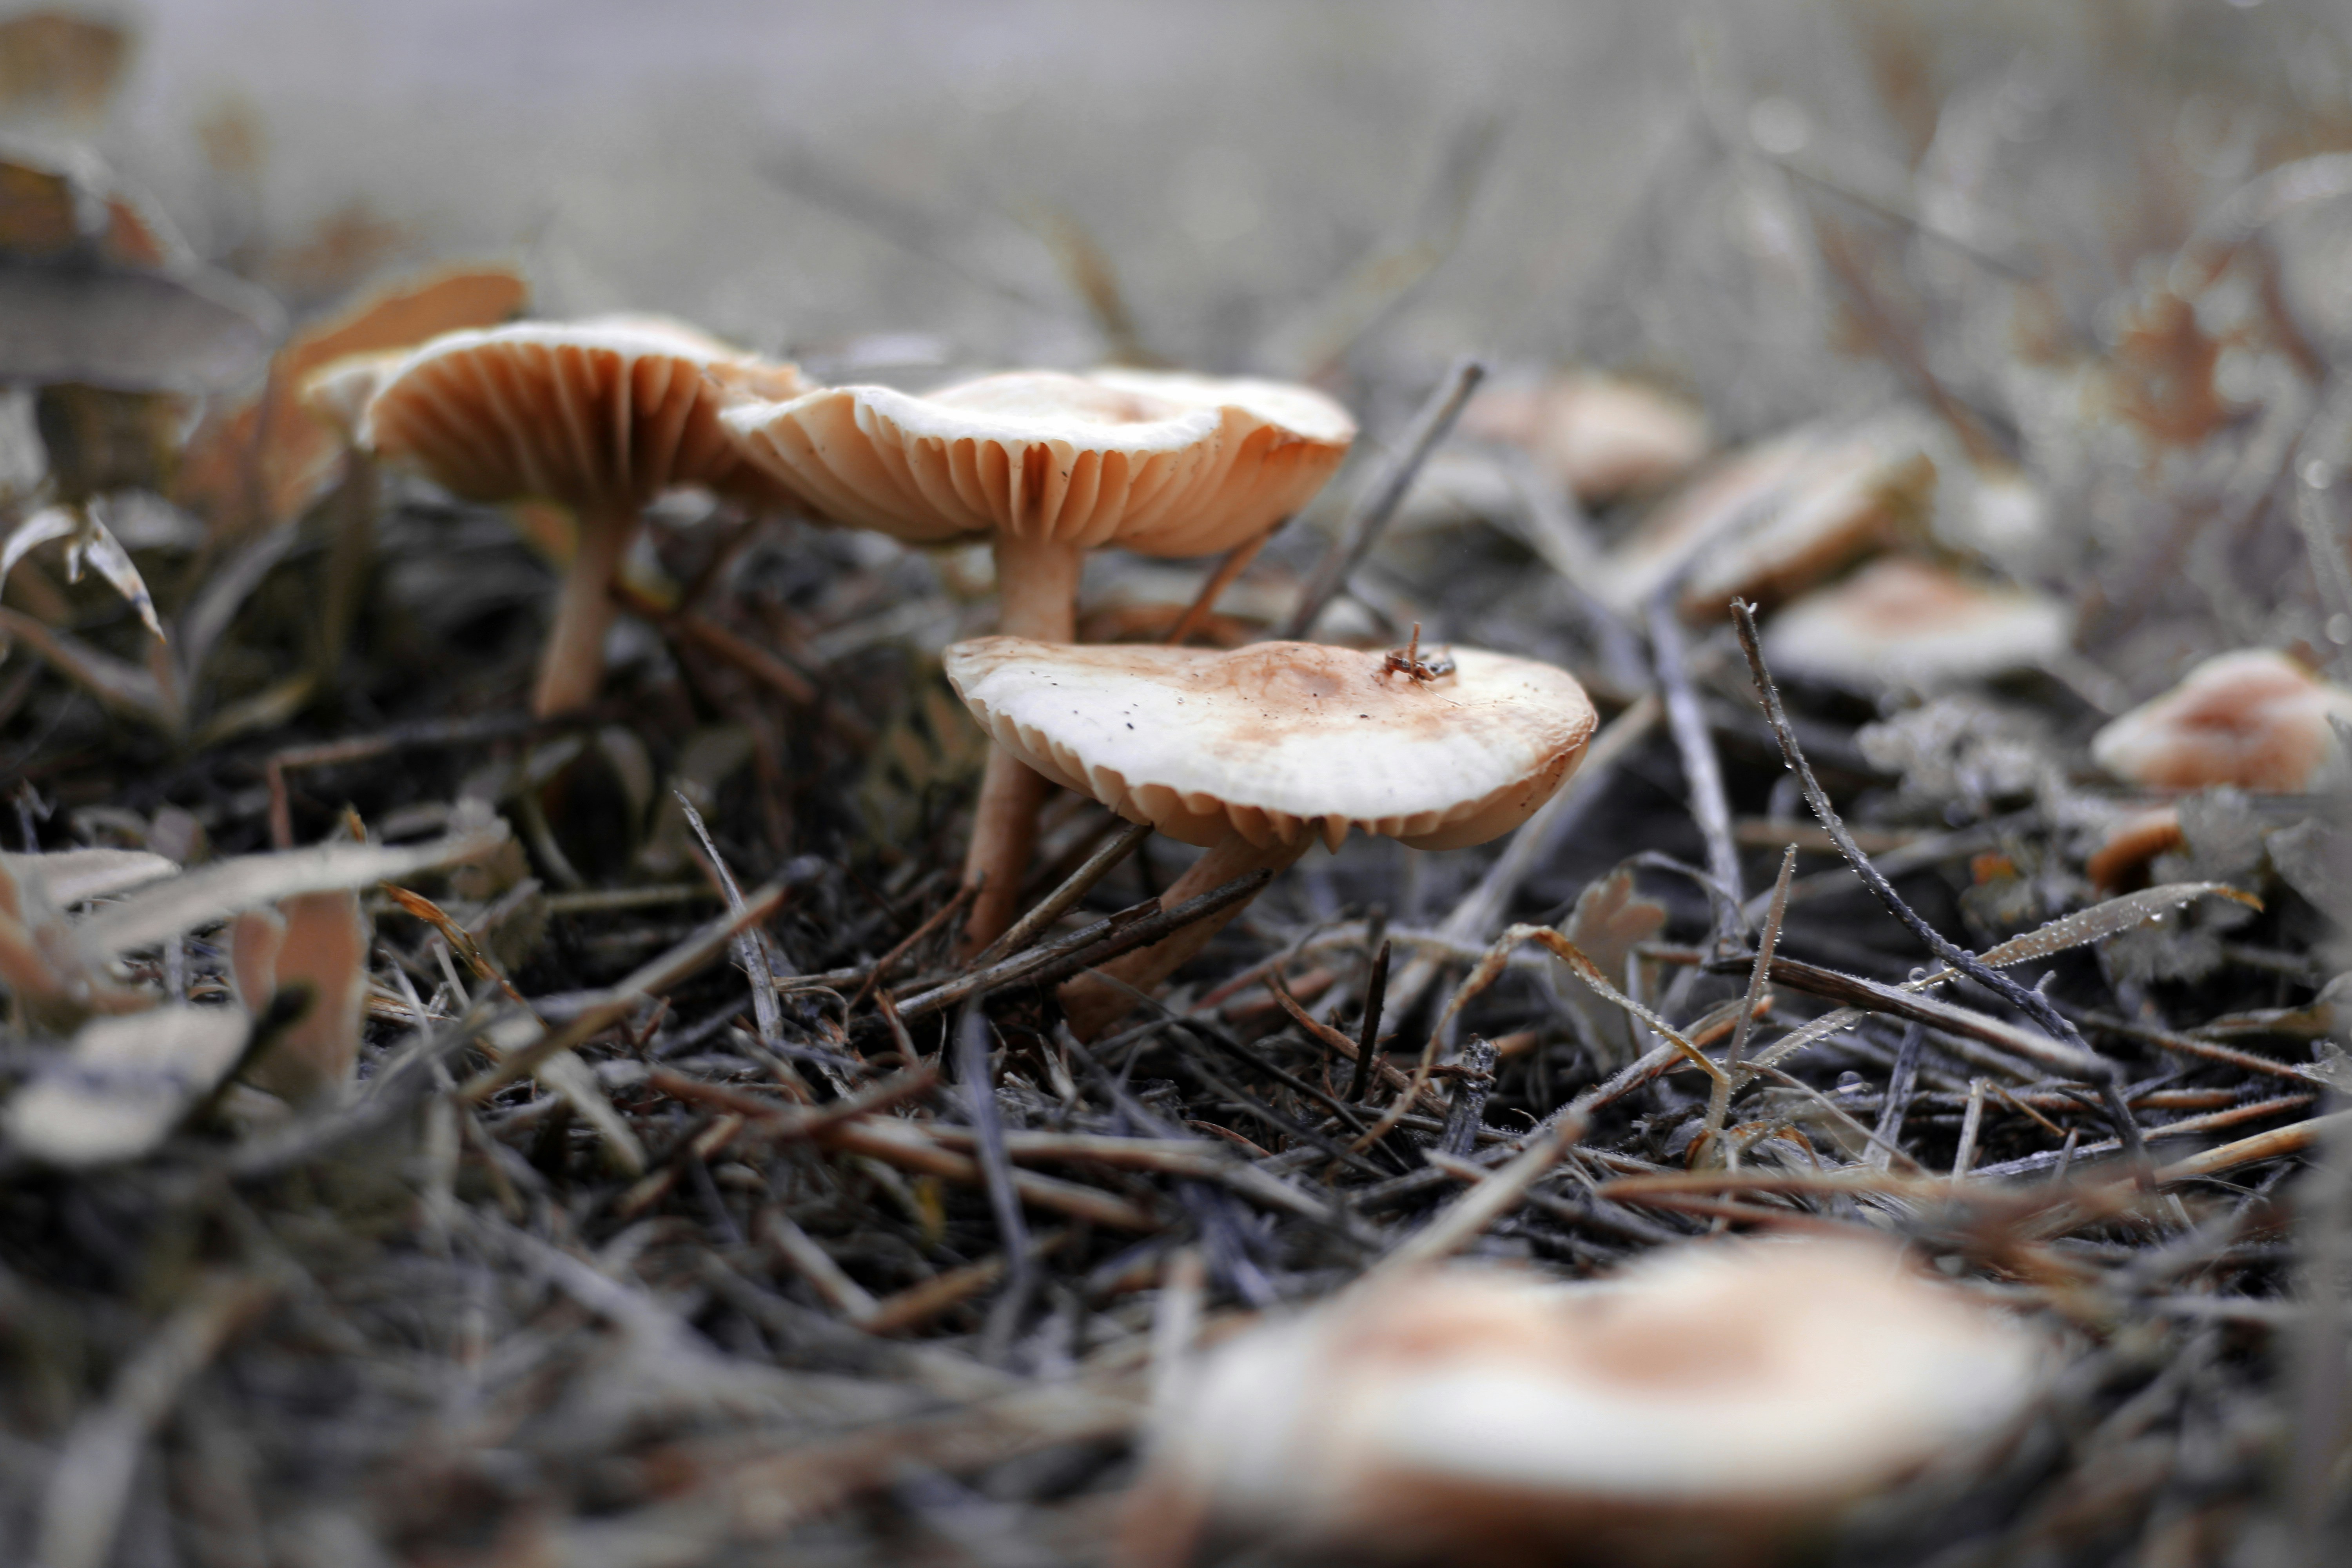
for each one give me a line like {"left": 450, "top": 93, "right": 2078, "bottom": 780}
{"left": 3, "top": 1005, "right": 250, "bottom": 1166}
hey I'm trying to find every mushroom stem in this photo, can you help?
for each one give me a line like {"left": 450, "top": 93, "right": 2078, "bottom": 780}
{"left": 958, "top": 533, "right": 1086, "bottom": 956}
{"left": 1059, "top": 829, "right": 1312, "bottom": 1040}
{"left": 531, "top": 505, "right": 640, "bottom": 719}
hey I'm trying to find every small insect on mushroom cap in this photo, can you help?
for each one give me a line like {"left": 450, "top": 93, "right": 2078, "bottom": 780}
{"left": 1121, "top": 1238, "right": 2047, "bottom": 1568}
{"left": 941, "top": 636, "right": 1596, "bottom": 853}
{"left": 2091, "top": 648, "right": 2352, "bottom": 793}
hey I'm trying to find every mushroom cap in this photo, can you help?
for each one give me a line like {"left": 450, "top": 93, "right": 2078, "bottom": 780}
{"left": 2091, "top": 649, "right": 2352, "bottom": 793}
{"left": 358, "top": 315, "right": 808, "bottom": 515}
{"left": 1603, "top": 425, "right": 1934, "bottom": 619}
{"left": 1461, "top": 372, "right": 1710, "bottom": 503}
{"left": 942, "top": 636, "right": 1595, "bottom": 851}
{"left": 1123, "top": 1240, "right": 2044, "bottom": 1567}
{"left": 720, "top": 367, "right": 1355, "bottom": 553}
{"left": 1760, "top": 557, "right": 2071, "bottom": 690}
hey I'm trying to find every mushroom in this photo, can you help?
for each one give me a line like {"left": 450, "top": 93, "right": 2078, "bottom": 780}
{"left": 725, "top": 368, "right": 1356, "bottom": 953}
{"left": 1759, "top": 556, "right": 2072, "bottom": 691}
{"left": 227, "top": 887, "right": 370, "bottom": 1104}
{"left": 2091, "top": 649, "right": 2352, "bottom": 794}
{"left": 941, "top": 634, "right": 1594, "bottom": 1039}
{"left": 1459, "top": 371, "right": 1710, "bottom": 504}
{"left": 1120, "top": 1239, "right": 2045, "bottom": 1568}
{"left": 179, "top": 261, "right": 529, "bottom": 536}
{"left": 1602, "top": 424, "right": 1935, "bottom": 621}
{"left": 354, "top": 316, "right": 808, "bottom": 717}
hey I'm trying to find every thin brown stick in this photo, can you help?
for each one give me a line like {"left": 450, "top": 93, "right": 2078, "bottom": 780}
{"left": 1164, "top": 527, "right": 1278, "bottom": 648}
{"left": 968, "top": 818, "right": 1151, "bottom": 969}
{"left": 1279, "top": 356, "right": 1485, "bottom": 639}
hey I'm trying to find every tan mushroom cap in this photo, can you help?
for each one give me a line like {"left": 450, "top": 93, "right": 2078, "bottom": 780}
{"left": 1120, "top": 1239, "right": 2045, "bottom": 1568}
{"left": 359, "top": 315, "right": 809, "bottom": 512}
{"left": 2092, "top": 649, "right": 2352, "bottom": 793}
{"left": 1760, "top": 556, "right": 2071, "bottom": 690}
{"left": 1603, "top": 425, "right": 1935, "bottom": 619}
{"left": 1459, "top": 372, "right": 1710, "bottom": 503}
{"left": 942, "top": 637, "right": 1596, "bottom": 853}
{"left": 720, "top": 367, "right": 1356, "bottom": 554}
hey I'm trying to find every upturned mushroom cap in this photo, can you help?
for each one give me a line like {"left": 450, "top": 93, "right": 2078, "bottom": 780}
{"left": 942, "top": 637, "right": 1595, "bottom": 852}
{"left": 182, "top": 263, "right": 530, "bottom": 532}
{"left": 720, "top": 367, "right": 1355, "bottom": 554}
{"left": 1760, "top": 556, "right": 2071, "bottom": 690}
{"left": 1603, "top": 425, "right": 1934, "bottom": 619}
{"left": 2092, "top": 649, "right": 2352, "bottom": 793}
{"left": 358, "top": 315, "right": 808, "bottom": 513}
{"left": 1120, "top": 1239, "right": 2045, "bottom": 1568}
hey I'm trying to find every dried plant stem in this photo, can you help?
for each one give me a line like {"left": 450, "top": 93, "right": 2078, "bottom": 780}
{"left": 895, "top": 867, "right": 1272, "bottom": 1022}
{"left": 956, "top": 1005, "right": 1035, "bottom": 1361}
{"left": 534, "top": 504, "right": 638, "bottom": 718}
{"left": 1350, "top": 938, "right": 1390, "bottom": 1102}
{"left": 1649, "top": 596, "right": 1744, "bottom": 951}
{"left": 1700, "top": 844, "right": 1795, "bottom": 1160}
{"left": 958, "top": 532, "right": 1085, "bottom": 956}
{"left": 1871, "top": 1024, "right": 1925, "bottom": 1171}
{"left": 1728, "top": 599, "right": 2145, "bottom": 1161}
{"left": 1164, "top": 526, "right": 1278, "bottom": 647}
{"left": 971, "top": 818, "right": 1151, "bottom": 969}
{"left": 1060, "top": 833, "right": 1310, "bottom": 1040}
{"left": 1279, "top": 356, "right": 1484, "bottom": 639}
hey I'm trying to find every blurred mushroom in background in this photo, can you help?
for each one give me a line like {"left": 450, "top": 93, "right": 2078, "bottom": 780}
{"left": 1459, "top": 368, "right": 1711, "bottom": 506}
{"left": 1120, "top": 1238, "right": 2047, "bottom": 1568}
{"left": 2091, "top": 648, "right": 2352, "bottom": 795}
{"left": 179, "top": 260, "right": 528, "bottom": 540}
{"left": 1600, "top": 419, "right": 1936, "bottom": 621}
{"left": 1759, "top": 554, "right": 2072, "bottom": 692}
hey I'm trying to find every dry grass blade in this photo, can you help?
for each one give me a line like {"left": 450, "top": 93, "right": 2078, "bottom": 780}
{"left": 1701, "top": 842, "right": 1795, "bottom": 1160}
{"left": 459, "top": 877, "right": 790, "bottom": 1100}
{"left": 82, "top": 825, "right": 506, "bottom": 958}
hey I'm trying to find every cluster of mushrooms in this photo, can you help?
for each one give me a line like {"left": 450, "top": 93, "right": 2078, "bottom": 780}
{"left": 297, "top": 318, "right": 2078, "bottom": 1563}
{"left": 314, "top": 315, "right": 1601, "bottom": 1040}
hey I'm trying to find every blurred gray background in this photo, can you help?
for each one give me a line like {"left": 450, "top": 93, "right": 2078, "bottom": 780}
{"left": 45, "top": 0, "right": 2352, "bottom": 435}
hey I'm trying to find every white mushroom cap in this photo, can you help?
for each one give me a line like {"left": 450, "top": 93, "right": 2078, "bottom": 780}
{"left": 942, "top": 636, "right": 1595, "bottom": 852}
{"left": 1122, "top": 1240, "right": 2045, "bottom": 1568}
{"left": 2092, "top": 648, "right": 2352, "bottom": 793}
{"left": 1603, "top": 424, "right": 1935, "bottom": 619}
{"left": 1760, "top": 557, "right": 2072, "bottom": 690}
{"left": 720, "top": 367, "right": 1356, "bottom": 554}
{"left": 357, "top": 314, "right": 808, "bottom": 512}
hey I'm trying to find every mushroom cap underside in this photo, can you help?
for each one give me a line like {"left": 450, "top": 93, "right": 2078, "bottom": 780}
{"left": 720, "top": 367, "right": 1355, "bottom": 552}
{"left": 942, "top": 636, "right": 1595, "bottom": 850}
{"left": 359, "top": 315, "right": 806, "bottom": 514}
